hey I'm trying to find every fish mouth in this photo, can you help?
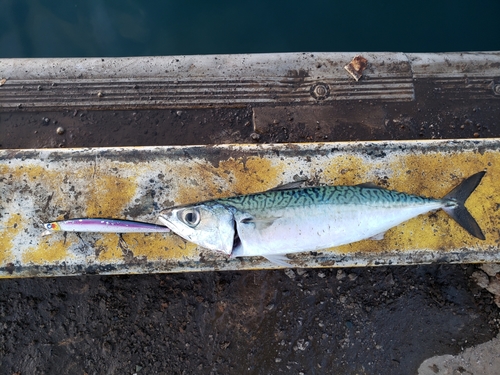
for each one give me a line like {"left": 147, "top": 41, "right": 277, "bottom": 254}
{"left": 157, "top": 214, "right": 174, "bottom": 230}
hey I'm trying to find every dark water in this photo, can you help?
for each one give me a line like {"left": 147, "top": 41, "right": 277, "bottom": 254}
{"left": 1, "top": 0, "right": 499, "bottom": 58}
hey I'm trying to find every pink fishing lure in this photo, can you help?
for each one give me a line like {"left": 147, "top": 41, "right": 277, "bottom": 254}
{"left": 42, "top": 218, "right": 170, "bottom": 236}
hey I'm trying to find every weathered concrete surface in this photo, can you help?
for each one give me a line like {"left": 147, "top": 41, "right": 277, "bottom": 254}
{"left": 1, "top": 52, "right": 499, "bottom": 111}
{"left": 1, "top": 140, "right": 499, "bottom": 277}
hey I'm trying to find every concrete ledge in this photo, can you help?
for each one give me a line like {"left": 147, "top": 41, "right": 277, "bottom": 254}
{"left": 1, "top": 139, "right": 499, "bottom": 277}
{"left": 0, "top": 52, "right": 498, "bottom": 110}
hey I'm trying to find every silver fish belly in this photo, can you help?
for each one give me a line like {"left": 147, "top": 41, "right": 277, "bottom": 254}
{"left": 228, "top": 186, "right": 443, "bottom": 255}
{"left": 158, "top": 172, "right": 485, "bottom": 266}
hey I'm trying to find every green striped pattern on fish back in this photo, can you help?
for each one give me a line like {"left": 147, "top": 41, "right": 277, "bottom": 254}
{"left": 220, "top": 186, "right": 437, "bottom": 211}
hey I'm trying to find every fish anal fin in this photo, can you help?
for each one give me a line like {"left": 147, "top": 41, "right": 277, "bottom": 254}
{"left": 368, "top": 231, "right": 386, "bottom": 241}
{"left": 264, "top": 254, "right": 292, "bottom": 267}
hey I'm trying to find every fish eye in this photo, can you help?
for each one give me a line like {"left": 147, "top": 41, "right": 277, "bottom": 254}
{"left": 179, "top": 208, "right": 201, "bottom": 227}
{"left": 45, "top": 223, "right": 52, "bottom": 229}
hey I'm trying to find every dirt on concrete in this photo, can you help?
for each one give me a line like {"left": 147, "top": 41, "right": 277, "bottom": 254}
{"left": 0, "top": 266, "right": 498, "bottom": 375}
{"left": 1, "top": 97, "right": 500, "bottom": 374}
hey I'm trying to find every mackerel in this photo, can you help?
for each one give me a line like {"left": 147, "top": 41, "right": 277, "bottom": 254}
{"left": 158, "top": 172, "right": 486, "bottom": 266}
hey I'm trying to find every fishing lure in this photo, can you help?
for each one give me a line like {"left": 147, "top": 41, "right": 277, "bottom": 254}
{"left": 42, "top": 218, "right": 170, "bottom": 236}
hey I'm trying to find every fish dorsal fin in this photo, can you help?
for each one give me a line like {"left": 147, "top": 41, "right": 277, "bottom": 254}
{"left": 263, "top": 254, "right": 292, "bottom": 267}
{"left": 267, "top": 180, "right": 307, "bottom": 191}
{"left": 240, "top": 216, "right": 279, "bottom": 231}
{"left": 355, "top": 182, "right": 380, "bottom": 189}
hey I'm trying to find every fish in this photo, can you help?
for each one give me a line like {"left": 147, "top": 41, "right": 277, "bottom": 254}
{"left": 42, "top": 218, "right": 171, "bottom": 236}
{"left": 158, "top": 172, "right": 486, "bottom": 266}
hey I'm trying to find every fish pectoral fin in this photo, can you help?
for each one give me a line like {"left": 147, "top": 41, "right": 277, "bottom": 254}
{"left": 240, "top": 216, "right": 279, "bottom": 231}
{"left": 368, "top": 231, "right": 386, "bottom": 241}
{"left": 263, "top": 254, "right": 292, "bottom": 267}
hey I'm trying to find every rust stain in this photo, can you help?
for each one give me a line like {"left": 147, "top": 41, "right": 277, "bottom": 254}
{"left": 344, "top": 55, "right": 368, "bottom": 81}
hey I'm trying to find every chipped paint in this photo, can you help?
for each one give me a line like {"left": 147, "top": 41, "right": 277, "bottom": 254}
{"left": 172, "top": 157, "right": 282, "bottom": 204}
{"left": 0, "top": 214, "right": 24, "bottom": 264}
{"left": 0, "top": 140, "right": 499, "bottom": 277}
{"left": 85, "top": 173, "right": 138, "bottom": 217}
{"left": 123, "top": 233, "right": 199, "bottom": 261}
{"left": 23, "top": 236, "right": 75, "bottom": 264}
{"left": 95, "top": 234, "right": 125, "bottom": 263}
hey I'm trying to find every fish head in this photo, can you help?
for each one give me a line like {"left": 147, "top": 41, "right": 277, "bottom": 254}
{"left": 158, "top": 203, "right": 235, "bottom": 255}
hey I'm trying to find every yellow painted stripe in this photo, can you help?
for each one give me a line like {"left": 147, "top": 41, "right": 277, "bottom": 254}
{"left": 0, "top": 140, "right": 498, "bottom": 277}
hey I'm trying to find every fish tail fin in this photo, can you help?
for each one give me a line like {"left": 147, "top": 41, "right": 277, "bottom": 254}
{"left": 442, "top": 171, "right": 485, "bottom": 240}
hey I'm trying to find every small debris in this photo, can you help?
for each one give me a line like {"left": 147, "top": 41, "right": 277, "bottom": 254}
{"left": 0, "top": 78, "right": 6, "bottom": 86}
{"left": 97, "top": 91, "right": 104, "bottom": 98}
{"left": 336, "top": 269, "right": 346, "bottom": 280}
{"left": 472, "top": 270, "right": 490, "bottom": 289}
{"left": 293, "top": 339, "right": 310, "bottom": 351}
{"left": 486, "top": 278, "right": 500, "bottom": 295}
{"left": 56, "top": 127, "right": 65, "bottom": 135}
{"left": 480, "top": 263, "right": 500, "bottom": 276}
{"left": 344, "top": 55, "right": 368, "bottom": 81}
{"left": 266, "top": 303, "right": 275, "bottom": 311}
{"left": 495, "top": 295, "right": 500, "bottom": 308}
{"left": 296, "top": 268, "right": 307, "bottom": 276}
{"left": 384, "top": 273, "right": 395, "bottom": 286}
{"left": 284, "top": 269, "right": 295, "bottom": 279}
{"left": 250, "top": 132, "right": 260, "bottom": 141}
